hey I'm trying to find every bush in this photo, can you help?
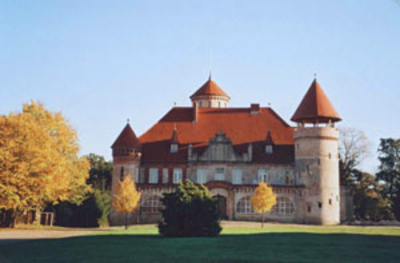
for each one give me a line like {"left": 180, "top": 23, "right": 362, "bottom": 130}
{"left": 53, "top": 196, "right": 101, "bottom": 228}
{"left": 158, "top": 180, "right": 222, "bottom": 237}
{"left": 94, "top": 188, "right": 111, "bottom": 227}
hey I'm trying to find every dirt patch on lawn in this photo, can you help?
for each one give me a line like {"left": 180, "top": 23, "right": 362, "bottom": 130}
{"left": 0, "top": 228, "right": 102, "bottom": 245}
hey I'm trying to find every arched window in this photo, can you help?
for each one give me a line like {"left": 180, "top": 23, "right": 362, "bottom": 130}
{"left": 236, "top": 196, "right": 255, "bottom": 214}
{"left": 272, "top": 197, "right": 295, "bottom": 215}
{"left": 141, "top": 196, "right": 162, "bottom": 213}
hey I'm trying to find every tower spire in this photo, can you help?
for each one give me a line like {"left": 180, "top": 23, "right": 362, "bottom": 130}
{"left": 291, "top": 79, "right": 341, "bottom": 124}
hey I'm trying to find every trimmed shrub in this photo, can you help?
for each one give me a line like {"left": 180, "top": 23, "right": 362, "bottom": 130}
{"left": 158, "top": 180, "right": 222, "bottom": 237}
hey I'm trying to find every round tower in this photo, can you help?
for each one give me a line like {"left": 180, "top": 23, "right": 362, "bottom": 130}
{"left": 190, "top": 75, "right": 230, "bottom": 108}
{"left": 110, "top": 122, "right": 142, "bottom": 225}
{"left": 292, "top": 79, "right": 341, "bottom": 225}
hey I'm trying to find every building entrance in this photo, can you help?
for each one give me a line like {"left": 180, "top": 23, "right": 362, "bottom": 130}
{"left": 213, "top": 194, "right": 227, "bottom": 219}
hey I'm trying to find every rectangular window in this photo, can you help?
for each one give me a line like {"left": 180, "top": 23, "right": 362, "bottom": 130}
{"left": 329, "top": 199, "right": 332, "bottom": 205}
{"left": 135, "top": 168, "right": 139, "bottom": 183}
{"left": 257, "top": 169, "right": 268, "bottom": 183}
{"left": 232, "top": 169, "right": 243, "bottom": 184}
{"left": 318, "top": 202, "right": 322, "bottom": 208}
{"left": 120, "top": 167, "right": 125, "bottom": 181}
{"left": 139, "top": 168, "right": 145, "bottom": 183}
{"left": 173, "top": 168, "right": 182, "bottom": 184}
{"left": 215, "top": 168, "right": 225, "bottom": 181}
{"left": 162, "top": 168, "right": 169, "bottom": 184}
{"left": 149, "top": 168, "right": 158, "bottom": 184}
{"left": 197, "top": 169, "right": 207, "bottom": 184}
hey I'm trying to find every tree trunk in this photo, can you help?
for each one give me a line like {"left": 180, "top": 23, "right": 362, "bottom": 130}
{"left": 34, "top": 206, "right": 42, "bottom": 226}
{"left": 261, "top": 213, "right": 264, "bottom": 228}
{"left": 10, "top": 210, "right": 17, "bottom": 228}
{"left": 125, "top": 213, "right": 127, "bottom": 230}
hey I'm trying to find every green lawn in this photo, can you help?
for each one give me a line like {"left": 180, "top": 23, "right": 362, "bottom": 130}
{"left": 1, "top": 224, "right": 400, "bottom": 262}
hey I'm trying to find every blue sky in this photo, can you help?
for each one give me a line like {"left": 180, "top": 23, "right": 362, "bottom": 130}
{"left": 1, "top": 0, "right": 399, "bottom": 173}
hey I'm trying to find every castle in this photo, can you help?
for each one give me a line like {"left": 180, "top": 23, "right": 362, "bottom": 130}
{"left": 110, "top": 76, "right": 353, "bottom": 225}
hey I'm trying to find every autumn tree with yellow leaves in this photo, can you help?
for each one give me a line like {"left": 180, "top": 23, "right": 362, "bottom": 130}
{"left": 251, "top": 182, "right": 277, "bottom": 228}
{"left": 0, "top": 101, "right": 91, "bottom": 227}
{"left": 112, "top": 175, "right": 141, "bottom": 229}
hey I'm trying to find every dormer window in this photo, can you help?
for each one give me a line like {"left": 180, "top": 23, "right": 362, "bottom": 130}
{"left": 265, "top": 145, "right": 273, "bottom": 154}
{"left": 265, "top": 130, "right": 274, "bottom": 154}
{"left": 170, "top": 144, "right": 178, "bottom": 153}
{"left": 170, "top": 125, "right": 179, "bottom": 153}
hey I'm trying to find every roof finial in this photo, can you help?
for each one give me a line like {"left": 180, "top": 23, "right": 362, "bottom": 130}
{"left": 208, "top": 45, "right": 213, "bottom": 81}
{"left": 314, "top": 73, "right": 317, "bottom": 80}
{"left": 127, "top": 118, "right": 130, "bottom": 124}
{"left": 209, "top": 70, "right": 212, "bottom": 80}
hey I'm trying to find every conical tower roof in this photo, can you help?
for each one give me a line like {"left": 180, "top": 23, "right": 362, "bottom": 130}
{"left": 111, "top": 123, "right": 141, "bottom": 148}
{"left": 291, "top": 79, "right": 341, "bottom": 124}
{"left": 190, "top": 76, "right": 230, "bottom": 99}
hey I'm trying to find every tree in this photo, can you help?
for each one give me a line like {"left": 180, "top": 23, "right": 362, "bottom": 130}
{"left": 339, "top": 127, "right": 371, "bottom": 186}
{"left": 0, "top": 101, "right": 91, "bottom": 227}
{"left": 49, "top": 153, "right": 112, "bottom": 228}
{"left": 376, "top": 138, "right": 400, "bottom": 220}
{"left": 85, "top": 153, "right": 112, "bottom": 227}
{"left": 85, "top": 153, "right": 113, "bottom": 189}
{"left": 158, "top": 180, "right": 222, "bottom": 237}
{"left": 112, "top": 175, "right": 141, "bottom": 229}
{"left": 251, "top": 182, "right": 277, "bottom": 228}
{"left": 94, "top": 188, "right": 111, "bottom": 227}
{"left": 353, "top": 172, "right": 394, "bottom": 221}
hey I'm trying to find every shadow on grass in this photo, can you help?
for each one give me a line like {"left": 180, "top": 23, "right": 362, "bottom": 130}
{"left": 1, "top": 232, "right": 400, "bottom": 263}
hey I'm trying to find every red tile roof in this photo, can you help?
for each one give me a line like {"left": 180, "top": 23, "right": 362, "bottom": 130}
{"left": 190, "top": 78, "right": 230, "bottom": 99}
{"left": 291, "top": 79, "right": 341, "bottom": 123}
{"left": 139, "top": 107, "right": 294, "bottom": 163}
{"left": 111, "top": 124, "right": 141, "bottom": 149}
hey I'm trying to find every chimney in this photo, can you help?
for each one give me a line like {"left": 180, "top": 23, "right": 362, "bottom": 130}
{"left": 250, "top": 103, "right": 260, "bottom": 114}
{"left": 193, "top": 103, "right": 199, "bottom": 123}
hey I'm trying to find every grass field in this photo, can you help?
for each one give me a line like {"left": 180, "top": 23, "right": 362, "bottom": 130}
{"left": 1, "top": 223, "right": 400, "bottom": 262}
